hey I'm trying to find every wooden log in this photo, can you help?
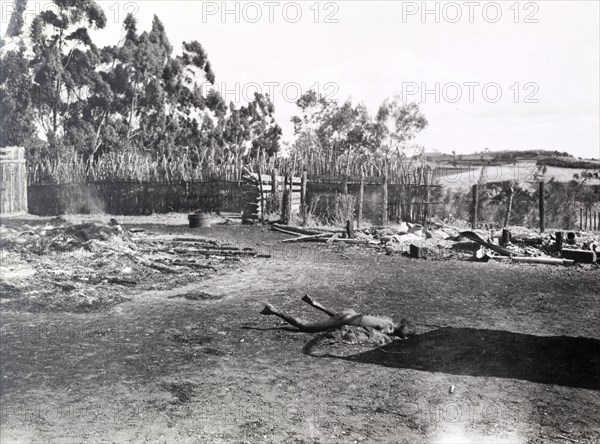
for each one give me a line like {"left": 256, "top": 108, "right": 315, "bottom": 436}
{"left": 171, "top": 260, "right": 217, "bottom": 270}
{"left": 511, "top": 257, "right": 574, "bottom": 266}
{"left": 331, "top": 238, "right": 370, "bottom": 245}
{"left": 173, "top": 248, "right": 258, "bottom": 257}
{"left": 271, "top": 225, "right": 302, "bottom": 236}
{"left": 459, "top": 231, "right": 521, "bottom": 257}
{"left": 173, "top": 237, "right": 218, "bottom": 244}
{"left": 271, "top": 223, "right": 322, "bottom": 236}
{"left": 169, "top": 243, "right": 251, "bottom": 252}
{"left": 169, "top": 243, "right": 241, "bottom": 252}
{"left": 179, "top": 245, "right": 244, "bottom": 252}
{"left": 281, "top": 233, "right": 331, "bottom": 243}
{"left": 128, "top": 253, "right": 182, "bottom": 274}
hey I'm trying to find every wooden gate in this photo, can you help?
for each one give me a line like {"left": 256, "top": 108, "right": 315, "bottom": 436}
{"left": 0, "top": 146, "right": 28, "bottom": 216}
{"left": 242, "top": 172, "right": 301, "bottom": 223}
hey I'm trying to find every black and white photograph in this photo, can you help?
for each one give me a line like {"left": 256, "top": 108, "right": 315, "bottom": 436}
{"left": 0, "top": 1, "right": 599, "bottom": 443}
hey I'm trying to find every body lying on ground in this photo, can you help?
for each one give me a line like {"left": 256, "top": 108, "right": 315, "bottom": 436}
{"left": 260, "top": 295, "right": 415, "bottom": 338}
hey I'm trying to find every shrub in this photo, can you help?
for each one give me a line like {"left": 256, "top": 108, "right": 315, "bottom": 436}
{"left": 331, "top": 193, "right": 356, "bottom": 226}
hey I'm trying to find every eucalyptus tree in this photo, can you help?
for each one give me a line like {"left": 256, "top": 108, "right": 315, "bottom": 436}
{"left": 28, "top": 0, "right": 106, "bottom": 149}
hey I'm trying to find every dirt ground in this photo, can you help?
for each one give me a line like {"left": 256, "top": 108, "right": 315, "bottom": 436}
{"left": 1, "top": 214, "right": 599, "bottom": 444}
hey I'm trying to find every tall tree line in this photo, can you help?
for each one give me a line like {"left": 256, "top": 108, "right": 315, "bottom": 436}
{"left": 0, "top": 0, "right": 281, "bottom": 169}
{"left": 290, "top": 90, "right": 428, "bottom": 176}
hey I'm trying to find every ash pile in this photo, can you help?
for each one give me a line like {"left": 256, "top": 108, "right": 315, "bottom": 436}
{"left": 0, "top": 218, "right": 266, "bottom": 312}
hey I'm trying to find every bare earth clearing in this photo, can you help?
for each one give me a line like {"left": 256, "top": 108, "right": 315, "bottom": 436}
{"left": 1, "top": 214, "right": 599, "bottom": 444}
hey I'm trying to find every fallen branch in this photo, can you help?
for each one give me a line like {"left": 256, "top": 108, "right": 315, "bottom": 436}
{"left": 271, "top": 225, "right": 304, "bottom": 237}
{"left": 173, "top": 243, "right": 244, "bottom": 251}
{"left": 128, "top": 254, "right": 182, "bottom": 274}
{"left": 107, "top": 277, "right": 137, "bottom": 286}
{"left": 173, "top": 237, "right": 218, "bottom": 244}
{"left": 271, "top": 223, "right": 329, "bottom": 236}
{"left": 327, "top": 233, "right": 341, "bottom": 243}
{"left": 330, "top": 238, "right": 370, "bottom": 245}
{"left": 170, "top": 260, "right": 217, "bottom": 270}
{"left": 281, "top": 233, "right": 331, "bottom": 243}
{"left": 173, "top": 248, "right": 258, "bottom": 256}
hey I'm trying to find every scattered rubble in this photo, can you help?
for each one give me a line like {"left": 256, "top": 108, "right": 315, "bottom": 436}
{"left": 270, "top": 222, "right": 600, "bottom": 266}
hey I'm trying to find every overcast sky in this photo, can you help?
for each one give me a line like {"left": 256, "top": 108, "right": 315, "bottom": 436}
{"left": 6, "top": 0, "right": 600, "bottom": 158}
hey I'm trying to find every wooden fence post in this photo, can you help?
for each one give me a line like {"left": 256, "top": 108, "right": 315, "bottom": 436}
{"left": 288, "top": 175, "right": 293, "bottom": 221}
{"left": 538, "top": 181, "right": 545, "bottom": 233}
{"left": 301, "top": 171, "right": 307, "bottom": 226}
{"left": 555, "top": 231, "right": 563, "bottom": 251}
{"left": 500, "top": 228, "right": 511, "bottom": 247}
{"left": 585, "top": 207, "right": 589, "bottom": 231}
{"left": 357, "top": 174, "right": 364, "bottom": 228}
{"left": 342, "top": 175, "right": 348, "bottom": 195}
{"left": 580, "top": 208, "right": 583, "bottom": 231}
{"left": 423, "top": 182, "right": 431, "bottom": 227}
{"left": 281, "top": 174, "right": 289, "bottom": 224}
{"left": 503, "top": 185, "right": 514, "bottom": 228}
{"left": 271, "top": 168, "right": 278, "bottom": 213}
{"left": 382, "top": 174, "right": 388, "bottom": 227}
{"left": 257, "top": 167, "right": 265, "bottom": 223}
{"left": 470, "top": 184, "right": 478, "bottom": 229}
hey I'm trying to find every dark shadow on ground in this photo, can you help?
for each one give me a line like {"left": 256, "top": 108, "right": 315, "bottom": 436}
{"left": 305, "top": 327, "right": 600, "bottom": 390}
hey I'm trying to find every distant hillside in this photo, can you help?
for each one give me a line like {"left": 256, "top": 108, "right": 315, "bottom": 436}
{"left": 434, "top": 162, "right": 600, "bottom": 191}
{"left": 536, "top": 157, "right": 600, "bottom": 169}
{"left": 423, "top": 149, "right": 577, "bottom": 166}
